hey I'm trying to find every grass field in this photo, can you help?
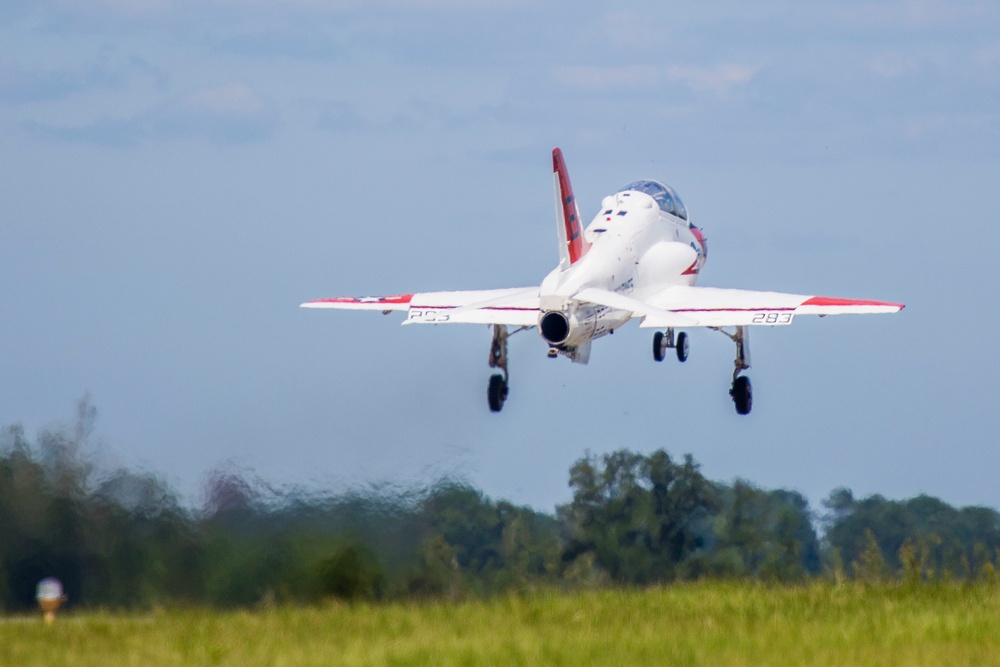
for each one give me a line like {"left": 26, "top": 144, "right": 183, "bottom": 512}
{"left": 3, "top": 582, "right": 1000, "bottom": 666}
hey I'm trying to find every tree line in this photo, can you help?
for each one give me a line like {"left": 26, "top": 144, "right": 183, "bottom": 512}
{"left": 2, "top": 401, "right": 999, "bottom": 610}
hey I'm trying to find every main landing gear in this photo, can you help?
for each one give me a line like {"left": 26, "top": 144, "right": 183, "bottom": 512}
{"left": 716, "top": 325, "right": 752, "bottom": 415}
{"left": 487, "top": 324, "right": 510, "bottom": 412}
{"left": 652, "top": 325, "right": 753, "bottom": 415}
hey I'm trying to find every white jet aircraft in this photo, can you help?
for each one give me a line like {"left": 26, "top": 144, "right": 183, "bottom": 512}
{"left": 302, "top": 148, "right": 903, "bottom": 415}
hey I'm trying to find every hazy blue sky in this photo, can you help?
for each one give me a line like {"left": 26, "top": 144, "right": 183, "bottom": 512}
{"left": 2, "top": 0, "right": 998, "bottom": 512}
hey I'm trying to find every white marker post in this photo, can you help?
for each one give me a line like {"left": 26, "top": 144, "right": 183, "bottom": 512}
{"left": 36, "top": 578, "right": 64, "bottom": 624}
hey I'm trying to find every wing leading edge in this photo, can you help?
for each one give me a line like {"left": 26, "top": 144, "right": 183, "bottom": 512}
{"left": 639, "top": 285, "right": 904, "bottom": 328}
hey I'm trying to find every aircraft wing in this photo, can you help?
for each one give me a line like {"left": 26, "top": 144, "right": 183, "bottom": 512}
{"left": 301, "top": 287, "right": 540, "bottom": 326}
{"left": 300, "top": 294, "right": 414, "bottom": 311}
{"left": 639, "top": 285, "right": 904, "bottom": 328}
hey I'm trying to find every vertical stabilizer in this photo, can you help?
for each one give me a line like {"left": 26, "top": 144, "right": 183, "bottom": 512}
{"left": 552, "top": 147, "right": 591, "bottom": 270}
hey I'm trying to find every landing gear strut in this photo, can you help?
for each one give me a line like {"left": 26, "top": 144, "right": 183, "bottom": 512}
{"left": 487, "top": 324, "right": 510, "bottom": 412}
{"left": 715, "top": 325, "right": 752, "bottom": 415}
{"left": 653, "top": 329, "right": 689, "bottom": 363}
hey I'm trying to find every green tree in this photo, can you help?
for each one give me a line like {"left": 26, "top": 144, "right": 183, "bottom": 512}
{"left": 853, "top": 529, "right": 887, "bottom": 581}
{"left": 710, "top": 482, "right": 819, "bottom": 580}
{"left": 559, "top": 449, "right": 720, "bottom": 584}
{"left": 824, "top": 489, "right": 1000, "bottom": 582}
{"left": 318, "top": 542, "right": 384, "bottom": 601}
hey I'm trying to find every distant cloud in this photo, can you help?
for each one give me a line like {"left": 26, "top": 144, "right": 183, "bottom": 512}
{"left": 552, "top": 63, "right": 757, "bottom": 98}
{"left": 663, "top": 64, "right": 757, "bottom": 97}
{"left": 866, "top": 52, "right": 921, "bottom": 78}
{"left": 900, "top": 111, "right": 997, "bottom": 144}
{"left": 836, "top": 0, "right": 996, "bottom": 29}
{"left": 973, "top": 43, "right": 1000, "bottom": 70}
{"left": 584, "top": 10, "right": 665, "bottom": 51}
{"left": 91, "top": 0, "right": 174, "bottom": 18}
{"left": 49, "top": 0, "right": 524, "bottom": 20}
{"left": 26, "top": 82, "right": 279, "bottom": 146}
{"left": 177, "top": 83, "right": 268, "bottom": 117}
{"left": 24, "top": 117, "right": 135, "bottom": 147}
{"left": 313, "top": 97, "right": 434, "bottom": 134}
{"left": 315, "top": 100, "right": 368, "bottom": 133}
{"left": 230, "top": 0, "right": 523, "bottom": 8}
{"left": 0, "top": 0, "right": 35, "bottom": 25}
{"left": 0, "top": 63, "right": 123, "bottom": 105}
{"left": 552, "top": 65, "right": 658, "bottom": 91}
{"left": 210, "top": 27, "right": 346, "bottom": 60}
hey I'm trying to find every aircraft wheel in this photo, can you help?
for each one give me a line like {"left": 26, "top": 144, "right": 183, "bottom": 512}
{"left": 676, "top": 332, "right": 689, "bottom": 362}
{"left": 731, "top": 375, "right": 752, "bottom": 415}
{"left": 652, "top": 332, "right": 665, "bottom": 362}
{"left": 488, "top": 374, "right": 508, "bottom": 412}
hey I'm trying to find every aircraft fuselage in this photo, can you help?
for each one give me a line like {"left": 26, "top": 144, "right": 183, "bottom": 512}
{"left": 537, "top": 186, "right": 707, "bottom": 358}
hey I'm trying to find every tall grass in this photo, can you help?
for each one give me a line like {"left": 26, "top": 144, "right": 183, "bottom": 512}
{"left": 3, "top": 582, "right": 999, "bottom": 666}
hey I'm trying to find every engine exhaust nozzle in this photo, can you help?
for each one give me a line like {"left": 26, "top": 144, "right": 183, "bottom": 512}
{"left": 539, "top": 311, "right": 570, "bottom": 346}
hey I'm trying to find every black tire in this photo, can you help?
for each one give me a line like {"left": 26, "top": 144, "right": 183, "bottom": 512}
{"left": 652, "top": 332, "right": 665, "bottom": 362}
{"left": 731, "top": 375, "right": 752, "bottom": 415}
{"left": 676, "top": 332, "right": 689, "bottom": 363}
{"left": 488, "top": 374, "right": 508, "bottom": 412}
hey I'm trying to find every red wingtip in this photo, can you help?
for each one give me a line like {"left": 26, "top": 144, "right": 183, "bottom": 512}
{"left": 802, "top": 296, "right": 905, "bottom": 310}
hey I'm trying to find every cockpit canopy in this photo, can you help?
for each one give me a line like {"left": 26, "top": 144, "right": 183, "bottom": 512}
{"left": 618, "top": 180, "right": 688, "bottom": 221}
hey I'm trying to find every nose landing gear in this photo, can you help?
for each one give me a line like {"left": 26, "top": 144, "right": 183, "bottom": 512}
{"left": 653, "top": 329, "right": 689, "bottom": 363}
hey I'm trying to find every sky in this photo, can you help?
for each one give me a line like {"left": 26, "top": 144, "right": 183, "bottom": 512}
{"left": 1, "top": 0, "right": 998, "bottom": 513}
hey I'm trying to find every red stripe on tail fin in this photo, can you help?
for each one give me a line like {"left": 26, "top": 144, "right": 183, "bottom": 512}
{"left": 553, "top": 147, "right": 591, "bottom": 267}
